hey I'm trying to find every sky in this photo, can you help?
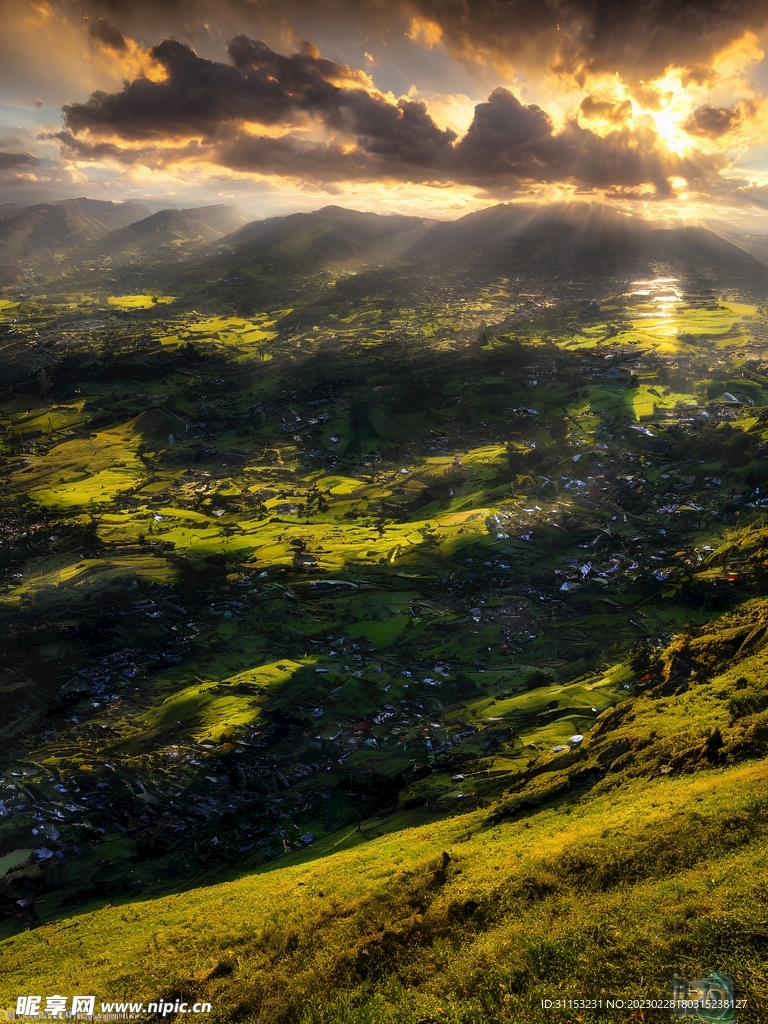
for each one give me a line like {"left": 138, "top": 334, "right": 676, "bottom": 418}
{"left": 3, "top": 0, "right": 768, "bottom": 229}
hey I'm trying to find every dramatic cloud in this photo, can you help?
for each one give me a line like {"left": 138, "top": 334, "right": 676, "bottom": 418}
{"left": 56, "top": 36, "right": 722, "bottom": 197}
{"left": 403, "top": 0, "right": 768, "bottom": 84}
{"left": 452, "top": 90, "right": 721, "bottom": 195}
{"left": 4, "top": 2, "right": 768, "bottom": 221}
{"left": 65, "top": 0, "right": 768, "bottom": 85}
{"left": 88, "top": 17, "right": 127, "bottom": 52}
{"left": 580, "top": 96, "right": 633, "bottom": 125}
{"left": 0, "top": 151, "right": 38, "bottom": 170}
{"left": 685, "top": 104, "right": 744, "bottom": 138}
{"left": 62, "top": 34, "right": 453, "bottom": 155}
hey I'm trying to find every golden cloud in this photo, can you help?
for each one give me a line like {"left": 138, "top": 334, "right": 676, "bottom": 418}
{"left": 406, "top": 17, "right": 443, "bottom": 49}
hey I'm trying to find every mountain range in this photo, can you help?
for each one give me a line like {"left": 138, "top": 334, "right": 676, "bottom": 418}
{"left": 3, "top": 197, "right": 768, "bottom": 300}
{"left": 409, "top": 202, "right": 768, "bottom": 289}
{"left": 0, "top": 198, "right": 150, "bottom": 284}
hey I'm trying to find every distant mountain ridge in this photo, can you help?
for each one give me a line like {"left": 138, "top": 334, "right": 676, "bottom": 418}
{"left": 83, "top": 205, "right": 247, "bottom": 265}
{"left": 160, "top": 204, "right": 437, "bottom": 311}
{"left": 0, "top": 198, "right": 151, "bottom": 257}
{"left": 0, "top": 198, "right": 151, "bottom": 285}
{"left": 208, "top": 205, "right": 436, "bottom": 271}
{"left": 193, "top": 202, "right": 768, "bottom": 304}
{"left": 3, "top": 198, "right": 767, "bottom": 300}
{"left": 404, "top": 202, "right": 768, "bottom": 292}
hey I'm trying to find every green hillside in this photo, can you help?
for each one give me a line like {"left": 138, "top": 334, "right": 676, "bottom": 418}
{"left": 3, "top": 610, "right": 768, "bottom": 1021}
{"left": 0, "top": 199, "right": 151, "bottom": 286}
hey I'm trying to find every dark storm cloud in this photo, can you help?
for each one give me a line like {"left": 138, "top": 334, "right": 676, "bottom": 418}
{"left": 64, "top": 37, "right": 329, "bottom": 139}
{"left": 217, "top": 88, "right": 711, "bottom": 192}
{"left": 449, "top": 88, "right": 716, "bottom": 194}
{"left": 405, "top": 0, "right": 768, "bottom": 84}
{"left": 216, "top": 134, "right": 370, "bottom": 180}
{"left": 685, "top": 104, "right": 744, "bottom": 138}
{"left": 580, "top": 96, "right": 633, "bottom": 124}
{"left": 0, "top": 152, "right": 38, "bottom": 170}
{"left": 88, "top": 17, "right": 127, "bottom": 51}
{"left": 51, "top": 132, "right": 134, "bottom": 162}
{"left": 340, "top": 93, "right": 456, "bottom": 167}
{"left": 57, "top": 36, "right": 719, "bottom": 194}
{"left": 63, "top": 34, "right": 455, "bottom": 163}
{"left": 454, "top": 88, "right": 554, "bottom": 174}
{"left": 73, "top": 0, "right": 768, "bottom": 84}
{"left": 62, "top": 36, "right": 457, "bottom": 159}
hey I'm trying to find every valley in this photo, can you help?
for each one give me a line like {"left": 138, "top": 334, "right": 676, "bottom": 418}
{"left": 1, "top": 200, "right": 768, "bottom": 1021}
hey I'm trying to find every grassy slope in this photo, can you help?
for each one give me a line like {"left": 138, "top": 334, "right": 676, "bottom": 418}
{"left": 3, "top": 609, "right": 768, "bottom": 1023}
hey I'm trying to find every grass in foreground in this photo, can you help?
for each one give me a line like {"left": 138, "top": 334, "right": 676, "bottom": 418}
{"left": 3, "top": 608, "right": 768, "bottom": 1023}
